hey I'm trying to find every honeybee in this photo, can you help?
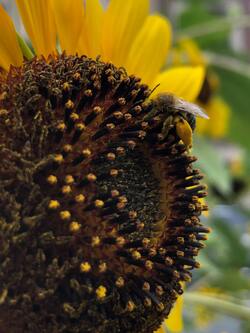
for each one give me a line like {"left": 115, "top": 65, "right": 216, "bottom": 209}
{"left": 144, "top": 93, "right": 209, "bottom": 148}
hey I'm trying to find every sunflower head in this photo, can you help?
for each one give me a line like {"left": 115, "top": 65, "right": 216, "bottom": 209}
{"left": 0, "top": 54, "right": 209, "bottom": 333}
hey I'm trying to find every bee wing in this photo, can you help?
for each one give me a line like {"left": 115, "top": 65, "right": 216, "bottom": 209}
{"left": 173, "top": 98, "right": 209, "bottom": 119}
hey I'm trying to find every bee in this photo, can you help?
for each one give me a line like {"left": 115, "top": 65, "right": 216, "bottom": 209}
{"left": 144, "top": 93, "right": 209, "bottom": 148}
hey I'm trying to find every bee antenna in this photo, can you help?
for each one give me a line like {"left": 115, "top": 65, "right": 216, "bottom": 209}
{"left": 150, "top": 83, "right": 160, "bottom": 96}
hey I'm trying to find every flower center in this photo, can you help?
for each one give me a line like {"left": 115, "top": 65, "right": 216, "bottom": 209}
{"left": 0, "top": 55, "right": 208, "bottom": 333}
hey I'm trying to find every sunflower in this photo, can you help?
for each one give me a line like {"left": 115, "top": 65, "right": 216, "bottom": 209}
{"left": 0, "top": 1, "right": 209, "bottom": 333}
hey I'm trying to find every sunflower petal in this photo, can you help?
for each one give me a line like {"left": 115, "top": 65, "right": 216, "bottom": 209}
{"left": 102, "top": 0, "right": 149, "bottom": 66}
{"left": 0, "top": 5, "right": 23, "bottom": 70}
{"left": 51, "top": 0, "right": 85, "bottom": 55}
{"left": 165, "top": 295, "right": 183, "bottom": 333}
{"left": 151, "top": 66, "right": 205, "bottom": 102}
{"left": 16, "top": 0, "right": 56, "bottom": 57}
{"left": 125, "top": 15, "right": 171, "bottom": 85}
{"left": 77, "top": 0, "right": 104, "bottom": 58}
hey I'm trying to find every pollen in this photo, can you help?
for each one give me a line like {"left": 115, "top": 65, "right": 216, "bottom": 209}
{"left": 54, "top": 154, "right": 64, "bottom": 164}
{"left": 61, "top": 185, "right": 71, "bottom": 195}
{"left": 91, "top": 236, "right": 101, "bottom": 247}
{"left": 47, "top": 175, "right": 57, "bottom": 185}
{"left": 65, "top": 99, "right": 74, "bottom": 109}
{"left": 60, "top": 210, "right": 71, "bottom": 220}
{"left": 69, "top": 221, "right": 81, "bottom": 232}
{"left": 75, "top": 194, "right": 85, "bottom": 203}
{"left": 95, "top": 285, "right": 107, "bottom": 299}
{"left": 94, "top": 200, "right": 104, "bottom": 208}
{"left": 65, "top": 175, "right": 74, "bottom": 184}
{"left": 80, "top": 261, "right": 91, "bottom": 273}
{"left": 48, "top": 200, "right": 60, "bottom": 210}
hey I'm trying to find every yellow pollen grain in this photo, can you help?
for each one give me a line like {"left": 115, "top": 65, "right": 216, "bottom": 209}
{"left": 60, "top": 210, "right": 71, "bottom": 220}
{"left": 93, "top": 106, "right": 102, "bottom": 114}
{"left": 63, "top": 144, "right": 72, "bottom": 153}
{"left": 57, "top": 123, "right": 66, "bottom": 131}
{"left": 65, "top": 100, "right": 74, "bottom": 109}
{"left": 54, "top": 154, "right": 64, "bottom": 164}
{"left": 75, "top": 194, "right": 85, "bottom": 203}
{"left": 48, "top": 200, "right": 60, "bottom": 210}
{"left": 115, "top": 277, "right": 125, "bottom": 288}
{"left": 111, "top": 190, "right": 120, "bottom": 197}
{"left": 62, "top": 185, "right": 71, "bottom": 195}
{"left": 84, "top": 89, "right": 92, "bottom": 97}
{"left": 95, "top": 200, "right": 104, "bottom": 208}
{"left": 62, "top": 82, "right": 70, "bottom": 91}
{"left": 110, "top": 169, "right": 118, "bottom": 177}
{"left": 0, "top": 91, "right": 7, "bottom": 100}
{"left": 70, "top": 113, "right": 79, "bottom": 121}
{"left": 82, "top": 148, "right": 91, "bottom": 157}
{"left": 119, "top": 196, "right": 128, "bottom": 204}
{"left": 98, "top": 262, "right": 107, "bottom": 273}
{"left": 75, "top": 123, "right": 86, "bottom": 131}
{"left": 95, "top": 285, "right": 107, "bottom": 299}
{"left": 106, "top": 123, "right": 115, "bottom": 130}
{"left": 80, "top": 261, "right": 91, "bottom": 273}
{"left": 107, "top": 153, "right": 116, "bottom": 161}
{"left": 73, "top": 72, "right": 81, "bottom": 80}
{"left": 145, "top": 260, "right": 153, "bottom": 270}
{"left": 65, "top": 175, "right": 74, "bottom": 184}
{"left": 69, "top": 221, "right": 81, "bottom": 232}
{"left": 116, "top": 237, "right": 125, "bottom": 247}
{"left": 47, "top": 175, "right": 57, "bottom": 185}
{"left": 87, "top": 173, "right": 97, "bottom": 182}
{"left": 0, "top": 109, "right": 8, "bottom": 116}
{"left": 132, "top": 251, "right": 141, "bottom": 260}
{"left": 126, "top": 301, "right": 135, "bottom": 312}
{"left": 91, "top": 236, "right": 100, "bottom": 247}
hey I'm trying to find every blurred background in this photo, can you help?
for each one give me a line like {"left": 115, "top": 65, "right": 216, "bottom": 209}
{"left": 1, "top": 0, "right": 250, "bottom": 332}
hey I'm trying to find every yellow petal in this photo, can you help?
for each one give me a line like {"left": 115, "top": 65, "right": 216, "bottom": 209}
{"left": 206, "top": 96, "right": 231, "bottom": 138}
{"left": 16, "top": 0, "right": 56, "bottom": 57}
{"left": 152, "top": 66, "right": 205, "bottom": 102}
{"left": 125, "top": 15, "right": 171, "bottom": 85}
{"left": 155, "top": 326, "right": 165, "bottom": 333}
{"left": 51, "top": 0, "right": 85, "bottom": 55}
{"left": 0, "top": 5, "right": 23, "bottom": 70}
{"left": 79, "top": 0, "right": 104, "bottom": 58}
{"left": 179, "top": 38, "right": 206, "bottom": 66}
{"left": 165, "top": 295, "right": 183, "bottom": 333}
{"left": 102, "top": 0, "right": 149, "bottom": 66}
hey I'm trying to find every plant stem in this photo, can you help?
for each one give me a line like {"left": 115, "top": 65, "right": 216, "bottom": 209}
{"left": 185, "top": 292, "right": 250, "bottom": 321}
{"left": 175, "top": 15, "right": 250, "bottom": 40}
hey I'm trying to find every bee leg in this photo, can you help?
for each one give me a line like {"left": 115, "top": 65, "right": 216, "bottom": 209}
{"left": 143, "top": 106, "right": 160, "bottom": 121}
{"left": 175, "top": 116, "right": 193, "bottom": 148}
{"left": 161, "top": 115, "right": 174, "bottom": 139}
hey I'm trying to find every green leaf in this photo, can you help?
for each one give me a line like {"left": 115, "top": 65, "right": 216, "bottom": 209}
{"left": 193, "top": 136, "right": 232, "bottom": 195}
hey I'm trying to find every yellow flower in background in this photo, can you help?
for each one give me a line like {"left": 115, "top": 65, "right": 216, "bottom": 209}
{"left": 0, "top": 1, "right": 208, "bottom": 332}
{"left": 171, "top": 38, "right": 231, "bottom": 139}
{"left": 0, "top": 0, "right": 204, "bottom": 102}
